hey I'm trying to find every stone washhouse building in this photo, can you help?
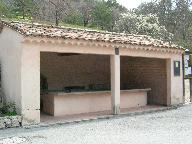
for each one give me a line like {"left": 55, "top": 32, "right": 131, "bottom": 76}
{"left": 0, "top": 21, "right": 184, "bottom": 124}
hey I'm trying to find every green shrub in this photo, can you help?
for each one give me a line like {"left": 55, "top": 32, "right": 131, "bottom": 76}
{"left": 0, "top": 102, "right": 17, "bottom": 117}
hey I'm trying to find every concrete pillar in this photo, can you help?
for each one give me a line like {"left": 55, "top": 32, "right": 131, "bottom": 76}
{"left": 110, "top": 54, "right": 120, "bottom": 115}
{"left": 167, "top": 58, "right": 183, "bottom": 106}
{"left": 21, "top": 46, "right": 40, "bottom": 124}
{"left": 166, "top": 59, "right": 172, "bottom": 106}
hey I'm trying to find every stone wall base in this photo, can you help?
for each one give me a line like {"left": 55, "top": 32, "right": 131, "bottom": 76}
{"left": 0, "top": 116, "right": 22, "bottom": 129}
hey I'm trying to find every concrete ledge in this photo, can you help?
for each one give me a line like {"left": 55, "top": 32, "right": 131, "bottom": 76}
{"left": 43, "top": 90, "right": 148, "bottom": 116}
{"left": 0, "top": 116, "right": 22, "bottom": 129}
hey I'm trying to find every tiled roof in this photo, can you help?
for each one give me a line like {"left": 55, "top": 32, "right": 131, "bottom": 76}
{"left": 0, "top": 21, "right": 183, "bottom": 50}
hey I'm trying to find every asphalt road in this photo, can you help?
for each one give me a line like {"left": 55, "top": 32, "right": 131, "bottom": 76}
{"left": 0, "top": 104, "right": 192, "bottom": 144}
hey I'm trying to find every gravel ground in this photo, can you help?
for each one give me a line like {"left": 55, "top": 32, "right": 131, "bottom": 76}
{"left": 0, "top": 104, "right": 192, "bottom": 144}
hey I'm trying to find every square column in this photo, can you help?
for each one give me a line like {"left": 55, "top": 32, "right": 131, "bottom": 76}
{"left": 166, "top": 58, "right": 183, "bottom": 106}
{"left": 21, "top": 46, "right": 40, "bottom": 124}
{"left": 166, "top": 59, "right": 172, "bottom": 106}
{"left": 110, "top": 54, "right": 120, "bottom": 115}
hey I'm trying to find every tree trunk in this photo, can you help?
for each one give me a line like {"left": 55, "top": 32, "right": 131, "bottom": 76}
{"left": 22, "top": 6, "right": 25, "bottom": 19}
{"left": 83, "top": 19, "right": 88, "bottom": 27}
{"left": 55, "top": 10, "right": 59, "bottom": 26}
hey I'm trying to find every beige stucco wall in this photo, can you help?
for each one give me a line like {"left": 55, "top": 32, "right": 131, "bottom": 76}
{"left": 21, "top": 45, "right": 40, "bottom": 124}
{"left": 42, "top": 90, "right": 148, "bottom": 116}
{"left": 0, "top": 27, "right": 40, "bottom": 124}
{"left": 24, "top": 38, "right": 184, "bottom": 120}
{"left": 167, "top": 57, "right": 184, "bottom": 105}
{"left": 0, "top": 27, "right": 22, "bottom": 114}
{"left": 0, "top": 28, "right": 184, "bottom": 123}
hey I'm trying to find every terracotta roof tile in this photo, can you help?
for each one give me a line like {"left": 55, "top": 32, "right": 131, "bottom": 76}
{"left": 0, "top": 21, "right": 184, "bottom": 50}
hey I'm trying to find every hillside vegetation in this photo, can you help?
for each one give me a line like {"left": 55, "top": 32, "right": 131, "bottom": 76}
{"left": 0, "top": 0, "right": 192, "bottom": 49}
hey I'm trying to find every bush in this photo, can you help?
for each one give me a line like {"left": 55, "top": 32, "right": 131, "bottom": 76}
{"left": 0, "top": 102, "right": 17, "bottom": 117}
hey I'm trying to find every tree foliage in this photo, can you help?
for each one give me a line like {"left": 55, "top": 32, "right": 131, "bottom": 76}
{"left": 0, "top": 0, "right": 9, "bottom": 19}
{"left": 135, "top": 0, "right": 192, "bottom": 48}
{"left": 77, "top": 0, "right": 95, "bottom": 27}
{"left": 92, "top": 0, "right": 113, "bottom": 30}
{"left": 115, "top": 13, "right": 173, "bottom": 41}
{"left": 11, "top": 0, "right": 38, "bottom": 19}
{"left": 1, "top": 0, "right": 192, "bottom": 49}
